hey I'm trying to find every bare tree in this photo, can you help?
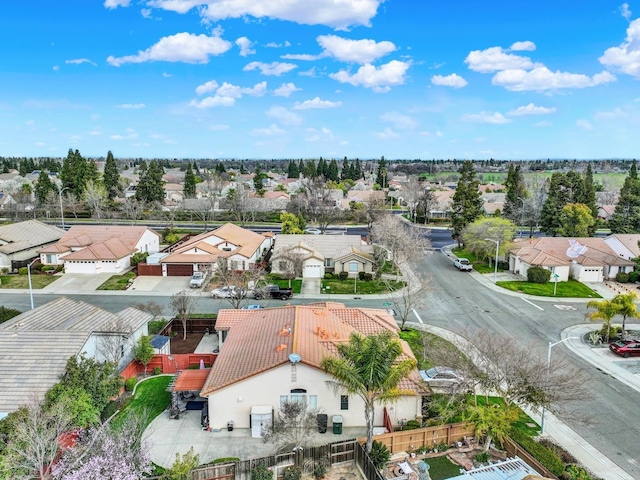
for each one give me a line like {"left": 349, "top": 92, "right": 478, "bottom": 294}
{"left": 261, "top": 400, "right": 320, "bottom": 453}
{"left": 169, "top": 291, "right": 199, "bottom": 341}
{"left": 214, "top": 262, "right": 266, "bottom": 309}
{"left": 95, "top": 319, "right": 131, "bottom": 367}
{"left": 402, "top": 176, "right": 424, "bottom": 222}
{"left": 120, "top": 197, "right": 146, "bottom": 224}
{"left": 62, "top": 191, "right": 84, "bottom": 220}
{"left": 292, "top": 177, "right": 342, "bottom": 233}
{"left": 130, "top": 300, "right": 165, "bottom": 319}
{"left": 416, "top": 189, "right": 437, "bottom": 225}
{"left": 83, "top": 180, "right": 108, "bottom": 219}
{"left": 384, "top": 271, "right": 431, "bottom": 330}
{"left": 271, "top": 248, "right": 306, "bottom": 288}
{"left": 223, "top": 183, "right": 253, "bottom": 225}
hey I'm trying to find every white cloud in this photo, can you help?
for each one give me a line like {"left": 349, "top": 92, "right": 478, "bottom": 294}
{"left": 147, "top": 0, "right": 383, "bottom": 30}
{"left": 576, "top": 119, "right": 594, "bottom": 130}
{"left": 35, "top": 141, "right": 46, "bottom": 147}
{"left": 66, "top": 58, "right": 97, "bottom": 66}
{"left": 620, "top": 3, "right": 632, "bottom": 20}
{"left": 195, "top": 80, "right": 219, "bottom": 95}
{"left": 104, "top": 0, "right": 130, "bottom": 8}
{"left": 330, "top": 60, "right": 410, "bottom": 92}
{"left": 281, "top": 53, "right": 323, "bottom": 61}
{"left": 52, "top": 65, "right": 59, "bottom": 71}
{"left": 293, "top": 97, "right": 342, "bottom": 109}
{"left": 266, "top": 41, "right": 291, "bottom": 48}
{"left": 510, "top": 41, "right": 536, "bottom": 51}
{"left": 88, "top": 130, "right": 102, "bottom": 136}
{"left": 461, "top": 112, "right": 511, "bottom": 124}
{"left": 273, "top": 83, "right": 301, "bottom": 97}
{"left": 492, "top": 67, "right": 616, "bottom": 91}
{"left": 266, "top": 106, "right": 303, "bottom": 125}
{"left": 594, "top": 107, "right": 628, "bottom": 119}
{"left": 465, "top": 46, "right": 537, "bottom": 73}
{"left": 208, "top": 124, "right": 229, "bottom": 131}
{"left": 251, "top": 123, "right": 285, "bottom": 136}
{"left": 299, "top": 67, "right": 317, "bottom": 77}
{"left": 508, "top": 103, "right": 556, "bottom": 115}
{"left": 316, "top": 35, "right": 396, "bottom": 63}
{"left": 190, "top": 96, "right": 236, "bottom": 108}
{"left": 236, "top": 36, "right": 256, "bottom": 56}
{"left": 376, "top": 127, "right": 400, "bottom": 139}
{"left": 141, "top": 8, "right": 152, "bottom": 18}
{"left": 599, "top": 18, "right": 640, "bottom": 78}
{"left": 107, "top": 32, "right": 231, "bottom": 66}
{"left": 244, "top": 61, "right": 297, "bottom": 76}
{"left": 110, "top": 128, "right": 139, "bottom": 140}
{"left": 304, "top": 127, "right": 334, "bottom": 142}
{"left": 162, "top": 72, "right": 172, "bottom": 77}
{"left": 117, "top": 103, "right": 146, "bottom": 109}
{"left": 431, "top": 73, "right": 467, "bottom": 88}
{"left": 533, "top": 121, "right": 553, "bottom": 127}
{"left": 380, "top": 112, "right": 416, "bottom": 130}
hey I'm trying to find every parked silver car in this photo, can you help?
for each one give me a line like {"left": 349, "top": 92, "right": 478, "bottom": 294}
{"left": 211, "top": 286, "right": 246, "bottom": 299}
{"left": 419, "top": 366, "right": 467, "bottom": 392}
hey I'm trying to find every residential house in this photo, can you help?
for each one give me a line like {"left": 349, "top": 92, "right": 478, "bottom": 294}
{"left": 428, "top": 189, "right": 455, "bottom": 220}
{"left": 0, "top": 220, "right": 65, "bottom": 270}
{"left": 0, "top": 297, "right": 152, "bottom": 419}
{"left": 39, "top": 225, "right": 160, "bottom": 274}
{"left": 604, "top": 234, "right": 640, "bottom": 261}
{"left": 160, "top": 222, "right": 274, "bottom": 276}
{"left": 509, "top": 237, "right": 635, "bottom": 282}
{"left": 246, "top": 191, "right": 291, "bottom": 212}
{"left": 272, "top": 234, "right": 374, "bottom": 278}
{"left": 200, "top": 303, "right": 426, "bottom": 433}
{"left": 597, "top": 205, "right": 616, "bottom": 222}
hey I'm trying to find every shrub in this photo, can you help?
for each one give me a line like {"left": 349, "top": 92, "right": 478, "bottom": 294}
{"left": 629, "top": 271, "right": 640, "bottom": 283}
{"left": 562, "top": 464, "right": 593, "bottom": 480}
{"left": 527, "top": 266, "right": 551, "bottom": 284}
{"left": 338, "top": 271, "right": 349, "bottom": 281}
{"left": 153, "top": 367, "right": 161, "bottom": 375}
{"left": 32, "top": 263, "right": 44, "bottom": 271}
{"left": 212, "top": 457, "right": 240, "bottom": 465}
{"left": 324, "top": 273, "right": 333, "bottom": 279}
{"left": 41, "top": 265, "right": 55, "bottom": 272}
{"left": 369, "top": 441, "right": 391, "bottom": 470}
{"left": 250, "top": 464, "right": 273, "bottom": 480}
{"left": 18, "top": 267, "right": 27, "bottom": 275}
{"left": 148, "top": 319, "right": 168, "bottom": 335}
{"left": 100, "top": 401, "right": 119, "bottom": 422}
{"left": 474, "top": 452, "right": 490, "bottom": 463}
{"left": 165, "top": 233, "right": 180, "bottom": 245}
{"left": 616, "top": 272, "right": 630, "bottom": 283}
{"left": 283, "top": 466, "right": 302, "bottom": 480}
{"left": 312, "top": 462, "right": 327, "bottom": 480}
{"left": 363, "top": 273, "right": 373, "bottom": 281}
{"left": 600, "top": 324, "right": 621, "bottom": 340}
{"left": 404, "top": 420, "right": 421, "bottom": 430}
{"left": 131, "top": 252, "right": 149, "bottom": 266}
{"left": 508, "top": 430, "right": 565, "bottom": 477}
{"left": 124, "top": 377, "right": 137, "bottom": 392}
{"left": 359, "top": 271, "right": 366, "bottom": 280}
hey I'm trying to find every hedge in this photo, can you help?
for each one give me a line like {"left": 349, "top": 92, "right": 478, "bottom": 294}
{"left": 527, "top": 267, "right": 551, "bottom": 284}
{"left": 509, "top": 429, "right": 565, "bottom": 477}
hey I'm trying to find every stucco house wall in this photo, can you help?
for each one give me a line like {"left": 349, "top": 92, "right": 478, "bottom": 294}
{"left": 205, "top": 363, "right": 420, "bottom": 431}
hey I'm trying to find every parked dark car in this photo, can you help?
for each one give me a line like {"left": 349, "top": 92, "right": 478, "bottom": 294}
{"left": 253, "top": 284, "right": 293, "bottom": 300}
{"left": 609, "top": 340, "right": 640, "bottom": 358}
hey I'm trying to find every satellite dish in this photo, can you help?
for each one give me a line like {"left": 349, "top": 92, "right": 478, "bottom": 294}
{"left": 289, "top": 353, "right": 301, "bottom": 363}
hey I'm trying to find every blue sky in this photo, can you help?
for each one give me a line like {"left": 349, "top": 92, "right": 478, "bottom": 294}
{"left": 2, "top": 1, "right": 640, "bottom": 160}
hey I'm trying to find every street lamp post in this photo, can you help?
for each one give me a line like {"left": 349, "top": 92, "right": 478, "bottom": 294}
{"left": 27, "top": 258, "right": 38, "bottom": 310}
{"left": 541, "top": 337, "right": 578, "bottom": 434}
{"left": 59, "top": 187, "right": 69, "bottom": 230}
{"left": 484, "top": 238, "right": 500, "bottom": 283}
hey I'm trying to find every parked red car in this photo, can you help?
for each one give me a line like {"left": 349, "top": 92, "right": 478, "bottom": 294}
{"left": 609, "top": 340, "right": 640, "bottom": 358}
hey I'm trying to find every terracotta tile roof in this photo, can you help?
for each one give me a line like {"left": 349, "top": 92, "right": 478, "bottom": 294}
{"left": 63, "top": 237, "right": 136, "bottom": 261}
{"left": 39, "top": 225, "right": 159, "bottom": 254}
{"left": 510, "top": 237, "right": 635, "bottom": 267}
{"left": 172, "top": 369, "right": 210, "bottom": 391}
{"left": 162, "top": 223, "right": 266, "bottom": 264}
{"left": 202, "top": 304, "right": 419, "bottom": 397}
{"left": 333, "top": 246, "right": 374, "bottom": 262}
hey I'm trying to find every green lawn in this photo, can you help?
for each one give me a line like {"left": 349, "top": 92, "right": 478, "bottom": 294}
{"left": 426, "top": 455, "right": 464, "bottom": 480}
{"left": 451, "top": 248, "right": 503, "bottom": 275}
{"left": 322, "top": 278, "right": 404, "bottom": 295}
{"left": 265, "top": 276, "right": 303, "bottom": 293}
{"left": 97, "top": 271, "right": 136, "bottom": 290}
{"left": 496, "top": 279, "right": 602, "bottom": 298}
{"left": 399, "top": 328, "right": 473, "bottom": 371}
{"left": 0, "top": 274, "right": 60, "bottom": 289}
{"left": 113, "top": 375, "right": 172, "bottom": 429}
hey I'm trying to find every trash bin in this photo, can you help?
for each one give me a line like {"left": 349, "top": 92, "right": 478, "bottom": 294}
{"left": 317, "top": 414, "right": 328, "bottom": 433}
{"left": 332, "top": 415, "right": 343, "bottom": 434}
{"left": 227, "top": 420, "right": 234, "bottom": 431}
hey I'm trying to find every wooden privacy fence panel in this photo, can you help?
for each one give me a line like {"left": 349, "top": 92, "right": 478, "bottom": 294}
{"left": 361, "top": 422, "right": 475, "bottom": 454}
{"left": 121, "top": 353, "right": 217, "bottom": 378}
{"left": 503, "top": 437, "right": 559, "bottom": 480}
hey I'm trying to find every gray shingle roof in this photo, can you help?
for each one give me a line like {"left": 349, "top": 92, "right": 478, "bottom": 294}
{"left": 0, "top": 220, "right": 65, "bottom": 255}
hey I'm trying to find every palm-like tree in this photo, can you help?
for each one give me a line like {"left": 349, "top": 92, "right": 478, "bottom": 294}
{"left": 321, "top": 331, "right": 416, "bottom": 452}
{"left": 464, "top": 403, "right": 520, "bottom": 452}
{"left": 585, "top": 299, "right": 620, "bottom": 343}
{"left": 612, "top": 292, "right": 640, "bottom": 335}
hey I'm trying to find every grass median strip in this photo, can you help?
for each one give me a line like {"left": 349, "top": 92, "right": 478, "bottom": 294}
{"left": 496, "top": 279, "right": 602, "bottom": 298}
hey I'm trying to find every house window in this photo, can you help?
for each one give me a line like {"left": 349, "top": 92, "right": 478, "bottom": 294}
{"left": 340, "top": 395, "right": 349, "bottom": 410}
{"left": 349, "top": 261, "right": 358, "bottom": 272}
{"left": 46, "top": 254, "right": 55, "bottom": 264}
{"left": 281, "top": 389, "right": 317, "bottom": 410}
{"left": 119, "top": 345, "right": 124, "bottom": 358}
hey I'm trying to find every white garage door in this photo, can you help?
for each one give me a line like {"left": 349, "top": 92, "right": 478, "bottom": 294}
{"left": 303, "top": 264, "right": 323, "bottom": 278}
{"left": 580, "top": 267, "right": 601, "bottom": 282}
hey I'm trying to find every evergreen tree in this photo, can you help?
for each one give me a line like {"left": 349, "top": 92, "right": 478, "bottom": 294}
{"left": 354, "top": 158, "right": 363, "bottom": 179}
{"left": 326, "top": 159, "right": 339, "bottom": 182}
{"left": 287, "top": 160, "right": 300, "bottom": 179}
{"left": 193, "top": 161, "right": 200, "bottom": 176}
{"left": 581, "top": 163, "right": 598, "bottom": 234}
{"left": 136, "top": 160, "right": 165, "bottom": 204}
{"left": 610, "top": 161, "right": 640, "bottom": 233}
{"left": 298, "top": 159, "right": 305, "bottom": 177}
{"left": 60, "top": 149, "right": 91, "bottom": 198}
{"left": 85, "top": 159, "right": 100, "bottom": 186}
{"left": 317, "top": 157, "right": 327, "bottom": 178}
{"left": 375, "top": 157, "right": 388, "bottom": 188}
{"left": 502, "top": 164, "right": 527, "bottom": 222}
{"left": 103, "top": 151, "right": 120, "bottom": 199}
{"left": 347, "top": 163, "right": 356, "bottom": 181}
{"left": 450, "top": 160, "right": 483, "bottom": 244}
{"left": 18, "top": 161, "right": 27, "bottom": 176}
{"left": 341, "top": 157, "right": 349, "bottom": 181}
{"left": 303, "top": 160, "right": 317, "bottom": 179}
{"left": 183, "top": 163, "right": 197, "bottom": 198}
{"left": 34, "top": 171, "right": 56, "bottom": 205}
{"left": 239, "top": 162, "right": 247, "bottom": 174}
{"left": 539, "top": 172, "right": 571, "bottom": 236}
{"left": 215, "top": 162, "right": 226, "bottom": 174}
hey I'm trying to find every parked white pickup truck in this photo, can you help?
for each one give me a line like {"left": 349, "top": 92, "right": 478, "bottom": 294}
{"left": 454, "top": 258, "right": 473, "bottom": 271}
{"left": 190, "top": 271, "right": 208, "bottom": 288}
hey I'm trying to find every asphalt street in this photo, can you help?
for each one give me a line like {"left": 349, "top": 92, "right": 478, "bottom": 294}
{"left": 2, "top": 243, "right": 640, "bottom": 477}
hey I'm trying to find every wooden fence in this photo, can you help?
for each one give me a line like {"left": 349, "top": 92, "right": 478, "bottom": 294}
{"left": 364, "top": 422, "right": 475, "bottom": 454}
{"left": 503, "top": 436, "right": 559, "bottom": 479}
{"left": 190, "top": 439, "right": 357, "bottom": 480}
{"left": 120, "top": 353, "right": 217, "bottom": 379}
{"left": 159, "top": 318, "right": 218, "bottom": 336}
